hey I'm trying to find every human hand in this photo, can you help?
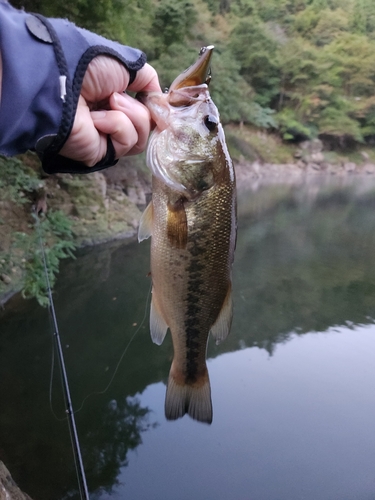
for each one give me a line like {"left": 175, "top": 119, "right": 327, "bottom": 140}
{"left": 59, "top": 55, "right": 161, "bottom": 166}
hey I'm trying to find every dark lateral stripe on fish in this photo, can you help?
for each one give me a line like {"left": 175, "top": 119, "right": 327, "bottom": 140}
{"left": 187, "top": 259, "right": 205, "bottom": 273}
{"left": 183, "top": 249, "right": 207, "bottom": 382}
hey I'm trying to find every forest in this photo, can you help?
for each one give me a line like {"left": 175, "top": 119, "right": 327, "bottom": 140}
{"left": 11, "top": 0, "right": 375, "bottom": 148}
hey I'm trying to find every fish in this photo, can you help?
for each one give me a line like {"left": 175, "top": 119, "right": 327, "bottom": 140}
{"left": 138, "top": 46, "right": 236, "bottom": 424}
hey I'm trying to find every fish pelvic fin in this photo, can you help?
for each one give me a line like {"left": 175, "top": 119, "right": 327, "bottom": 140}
{"left": 138, "top": 201, "right": 153, "bottom": 242}
{"left": 150, "top": 290, "right": 168, "bottom": 345}
{"left": 210, "top": 284, "right": 233, "bottom": 345}
{"left": 165, "top": 364, "right": 212, "bottom": 424}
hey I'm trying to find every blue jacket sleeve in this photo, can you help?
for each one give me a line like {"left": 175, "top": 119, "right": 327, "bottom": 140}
{"left": 0, "top": 1, "right": 146, "bottom": 174}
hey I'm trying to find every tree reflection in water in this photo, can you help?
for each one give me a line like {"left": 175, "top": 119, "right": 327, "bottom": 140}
{"left": 63, "top": 396, "right": 157, "bottom": 499}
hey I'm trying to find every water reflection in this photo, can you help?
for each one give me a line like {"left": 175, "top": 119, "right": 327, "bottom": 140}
{"left": 231, "top": 177, "right": 375, "bottom": 354}
{"left": 117, "top": 325, "right": 375, "bottom": 500}
{"left": 1, "top": 177, "right": 375, "bottom": 499}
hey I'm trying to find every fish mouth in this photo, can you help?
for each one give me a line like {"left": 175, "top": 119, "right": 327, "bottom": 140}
{"left": 169, "top": 45, "right": 214, "bottom": 91}
{"left": 136, "top": 46, "right": 214, "bottom": 107}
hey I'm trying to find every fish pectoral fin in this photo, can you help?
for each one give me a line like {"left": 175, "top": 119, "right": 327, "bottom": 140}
{"left": 150, "top": 292, "right": 168, "bottom": 345}
{"left": 165, "top": 364, "right": 212, "bottom": 424}
{"left": 210, "top": 285, "right": 233, "bottom": 345}
{"left": 138, "top": 201, "right": 153, "bottom": 242}
{"left": 167, "top": 199, "right": 188, "bottom": 249}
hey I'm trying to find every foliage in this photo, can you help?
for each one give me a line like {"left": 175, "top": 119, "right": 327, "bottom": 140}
{"left": 276, "top": 108, "right": 314, "bottom": 141}
{"left": 230, "top": 18, "right": 281, "bottom": 107}
{"left": 203, "top": 0, "right": 233, "bottom": 14}
{"left": 14, "top": 211, "right": 76, "bottom": 307}
{"left": 350, "top": 0, "right": 375, "bottom": 37}
{"left": 12, "top": 0, "right": 115, "bottom": 34}
{"left": 208, "top": 48, "right": 270, "bottom": 126}
{"left": 151, "top": 0, "right": 198, "bottom": 57}
{"left": 0, "top": 155, "right": 42, "bottom": 204}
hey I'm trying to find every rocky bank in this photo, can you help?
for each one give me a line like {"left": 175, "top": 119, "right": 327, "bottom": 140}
{"left": 235, "top": 138, "right": 375, "bottom": 188}
{"left": 0, "top": 155, "right": 151, "bottom": 304}
{"left": 0, "top": 461, "right": 32, "bottom": 500}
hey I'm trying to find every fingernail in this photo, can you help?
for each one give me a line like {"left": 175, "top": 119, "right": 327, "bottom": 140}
{"left": 91, "top": 110, "right": 107, "bottom": 119}
{"left": 113, "top": 92, "right": 122, "bottom": 103}
{"left": 113, "top": 92, "right": 132, "bottom": 109}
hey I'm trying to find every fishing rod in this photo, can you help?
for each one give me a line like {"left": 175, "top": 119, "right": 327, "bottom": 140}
{"left": 34, "top": 211, "right": 90, "bottom": 500}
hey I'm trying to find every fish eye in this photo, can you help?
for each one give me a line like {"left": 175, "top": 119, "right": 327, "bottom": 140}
{"left": 204, "top": 115, "right": 218, "bottom": 132}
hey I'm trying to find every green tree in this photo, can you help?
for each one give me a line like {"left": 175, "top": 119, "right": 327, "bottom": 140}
{"left": 310, "top": 8, "right": 349, "bottom": 46}
{"left": 256, "top": 0, "right": 308, "bottom": 21}
{"left": 354, "top": 96, "right": 375, "bottom": 138}
{"left": 151, "top": 0, "right": 197, "bottom": 56}
{"left": 351, "top": 0, "right": 375, "bottom": 38}
{"left": 230, "top": 0, "right": 257, "bottom": 16}
{"left": 294, "top": 6, "right": 322, "bottom": 37}
{"left": 12, "top": 0, "right": 125, "bottom": 36}
{"left": 210, "top": 48, "right": 276, "bottom": 127}
{"left": 325, "top": 33, "right": 375, "bottom": 97}
{"left": 230, "top": 18, "right": 281, "bottom": 107}
{"left": 203, "top": 0, "right": 232, "bottom": 14}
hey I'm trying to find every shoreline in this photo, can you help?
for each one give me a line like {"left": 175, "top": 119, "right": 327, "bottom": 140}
{"left": 2, "top": 158, "right": 375, "bottom": 308}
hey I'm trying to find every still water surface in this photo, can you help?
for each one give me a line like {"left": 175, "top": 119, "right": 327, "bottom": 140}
{"left": 1, "top": 177, "right": 375, "bottom": 499}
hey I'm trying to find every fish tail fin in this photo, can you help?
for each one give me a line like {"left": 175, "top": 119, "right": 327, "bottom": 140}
{"left": 165, "top": 363, "right": 212, "bottom": 424}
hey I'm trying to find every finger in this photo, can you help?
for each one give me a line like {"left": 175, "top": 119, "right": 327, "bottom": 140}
{"left": 109, "top": 92, "right": 152, "bottom": 154}
{"left": 82, "top": 58, "right": 161, "bottom": 103}
{"left": 59, "top": 96, "right": 105, "bottom": 166}
{"left": 91, "top": 109, "right": 139, "bottom": 159}
{"left": 127, "top": 63, "right": 162, "bottom": 93}
{"left": 81, "top": 56, "right": 130, "bottom": 103}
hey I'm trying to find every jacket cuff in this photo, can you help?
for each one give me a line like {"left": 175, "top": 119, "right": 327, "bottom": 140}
{"left": 33, "top": 14, "right": 146, "bottom": 174}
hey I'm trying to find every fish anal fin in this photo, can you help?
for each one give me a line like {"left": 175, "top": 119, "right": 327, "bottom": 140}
{"left": 210, "top": 285, "right": 233, "bottom": 345}
{"left": 138, "top": 201, "right": 153, "bottom": 242}
{"left": 167, "top": 198, "right": 188, "bottom": 249}
{"left": 165, "top": 363, "right": 212, "bottom": 424}
{"left": 150, "top": 291, "right": 168, "bottom": 345}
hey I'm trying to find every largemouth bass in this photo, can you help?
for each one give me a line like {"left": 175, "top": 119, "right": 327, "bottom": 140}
{"left": 138, "top": 46, "right": 236, "bottom": 424}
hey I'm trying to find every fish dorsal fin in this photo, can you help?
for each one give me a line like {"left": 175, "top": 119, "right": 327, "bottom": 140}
{"left": 210, "top": 285, "right": 233, "bottom": 345}
{"left": 150, "top": 290, "right": 169, "bottom": 345}
{"left": 167, "top": 199, "right": 188, "bottom": 249}
{"left": 138, "top": 201, "right": 153, "bottom": 242}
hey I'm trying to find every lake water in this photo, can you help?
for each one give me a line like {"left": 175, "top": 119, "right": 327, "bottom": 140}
{"left": 1, "top": 177, "right": 375, "bottom": 499}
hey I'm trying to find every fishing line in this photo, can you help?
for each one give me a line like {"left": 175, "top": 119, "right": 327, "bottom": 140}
{"left": 73, "top": 282, "right": 152, "bottom": 414}
{"left": 34, "top": 211, "right": 90, "bottom": 500}
{"left": 48, "top": 284, "right": 151, "bottom": 419}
